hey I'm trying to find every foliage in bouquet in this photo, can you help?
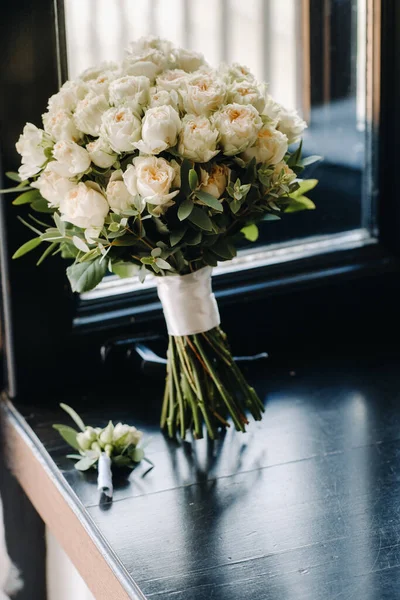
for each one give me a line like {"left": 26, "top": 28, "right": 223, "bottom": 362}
{"left": 8, "top": 35, "right": 320, "bottom": 292}
{"left": 53, "top": 403, "right": 147, "bottom": 471}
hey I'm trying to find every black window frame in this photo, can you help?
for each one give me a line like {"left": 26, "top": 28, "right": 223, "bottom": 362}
{"left": 0, "top": 0, "right": 399, "bottom": 397}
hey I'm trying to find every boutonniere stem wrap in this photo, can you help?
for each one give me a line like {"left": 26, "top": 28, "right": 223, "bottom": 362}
{"left": 53, "top": 404, "right": 151, "bottom": 499}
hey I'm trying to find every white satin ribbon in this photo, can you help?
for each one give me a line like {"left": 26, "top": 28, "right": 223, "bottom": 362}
{"left": 97, "top": 454, "right": 113, "bottom": 498}
{"left": 156, "top": 266, "right": 220, "bottom": 336}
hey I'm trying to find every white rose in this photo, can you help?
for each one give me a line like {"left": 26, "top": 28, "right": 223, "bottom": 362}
{"left": 228, "top": 81, "right": 266, "bottom": 113}
{"left": 86, "top": 72, "right": 118, "bottom": 99}
{"left": 47, "top": 80, "right": 88, "bottom": 112}
{"left": 113, "top": 423, "right": 142, "bottom": 448}
{"left": 219, "top": 62, "right": 256, "bottom": 84}
{"left": 123, "top": 156, "right": 180, "bottom": 206}
{"left": 123, "top": 48, "right": 170, "bottom": 81}
{"left": 172, "top": 48, "right": 206, "bottom": 72}
{"left": 182, "top": 73, "right": 227, "bottom": 116}
{"left": 79, "top": 62, "right": 119, "bottom": 82}
{"left": 128, "top": 36, "right": 174, "bottom": 56}
{"left": 156, "top": 69, "right": 188, "bottom": 92}
{"left": 178, "top": 114, "right": 219, "bottom": 163}
{"left": 109, "top": 75, "right": 150, "bottom": 112}
{"left": 60, "top": 182, "right": 109, "bottom": 229}
{"left": 106, "top": 170, "right": 135, "bottom": 213}
{"left": 241, "top": 125, "right": 288, "bottom": 165}
{"left": 262, "top": 94, "right": 282, "bottom": 124}
{"left": 42, "top": 109, "right": 82, "bottom": 142}
{"left": 51, "top": 140, "right": 91, "bottom": 177}
{"left": 15, "top": 123, "right": 52, "bottom": 180}
{"left": 86, "top": 137, "right": 117, "bottom": 169}
{"left": 101, "top": 107, "right": 142, "bottom": 153}
{"left": 31, "top": 163, "right": 75, "bottom": 207}
{"left": 199, "top": 164, "right": 229, "bottom": 199}
{"left": 74, "top": 93, "right": 109, "bottom": 136}
{"left": 276, "top": 106, "right": 307, "bottom": 144}
{"left": 76, "top": 427, "right": 98, "bottom": 451}
{"left": 148, "top": 87, "right": 179, "bottom": 110}
{"left": 134, "top": 105, "right": 181, "bottom": 155}
{"left": 212, "top": 103, "right": 262, "bottom": 156}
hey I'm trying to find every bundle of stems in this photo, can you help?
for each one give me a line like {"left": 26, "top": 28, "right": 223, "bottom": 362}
{"left": 161, "top": 327, "right": 264, "bottom": 439}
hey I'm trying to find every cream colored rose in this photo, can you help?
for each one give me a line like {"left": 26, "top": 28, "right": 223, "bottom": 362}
{"left": 182, "top": 73, "right": 227, "bottom": 116}
{"left": 241, "top": 125, "right": 288, "bottom": 165}
{"left": 128, "top": 36, "right": 174, "bottom": 56}
{"left": 199, "top": 164, "right": 229, "bottom": 199}
{"left": 123, "top": 156, "right": 180, "bottom": 206}
{"left": 219, "top": 62, "right": 256, "bottom": 84}
{"left": 51, "top": 140, "right": 91, "bottom": 177}
{"left": 42, "top": 109, "right": 82, "bottom": 142}
{"left": 262, "top": 94, "right": 282, "bottom": 124}
{"left": 228, "top": 81, "right": 266, "bottom": 113}
{"left": 31, "top": 163, "right": 75, "bottom": 207}
{"left": 86, "top": 72, "right": 118, "bottom": 99}
{"left": 15, "top": 123, "right": 52, "bottom": 180}
{"left": 271, "top": 161, "right": 296, "bottom": 185}
{"left": 178, "top": 114, "right": 219, "bottom": 163}
{"left": 172, "top": 48, "right": 206, "bottom": 72}
{"left": 148, "top": 87, "right": 179, "bottom": 110}
{"left": 212, "top": 103, "right": 262, "bottom": 156}
{"left": 156, "top": 69, "right": 188, "bottom": 92}
{"left": 276, "top": 106, "right": 307, "bottom": 144}
{"left": 109, "top": 75, "right": 150, "bottom": 111}
{"left": 123, "top": 48, "right": 170, "bottom": 81}
{"left": 113, "top": 423, "right": 142, "bottom": 448}
{"left": 86, "top": 137, "right": 117, "bottom": 169}
{"left": 60, "top": 182, "right": 109, "bottom": 229}
{"left": 101, "top": 107, "right": 142, "bottom": 153}
{"left": 74, "top": 93, "right": 109, "bottom": 136}
{"left": 106, "top": 170, "right": 135, "bottom": 213}
{"left": 79, "top": 62, "right": 119, "bottom": 82}
{"left": 134, "top": 105, "right": 181, "bottom": 155}
{"left": 47, "top": 80, "right": 88, "bottom": 112}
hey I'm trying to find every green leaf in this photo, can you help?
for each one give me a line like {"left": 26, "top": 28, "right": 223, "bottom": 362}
{"left": 188, "top": 168, "right": 199, "bottom": 191}
{"left": 66, "top": 257, "right": 108, "bottom": 293}
{"left": 300, "top": 155, "right": 322, "bottom": 168}
{"left": 194, "top": 190, "right": 223, "bottom": 212}
{"left": 170, "top": 225, "right": 187, "bottom": 247}
{"left": 6, "top": 172, "right": 22, "bottom": 182}
{"left": 211, "top": 238, "right": 236, "bottom": 260}
{"left": 130, "top": 447, "right": 145, "bottom": 463}
{"left": 66, "top": 454, "right": 84, "bottom": 460}
{"left": 178, "top": 196, "right": 194, "bottom": 221}
{"left": 285, "top": 195, "right": 316, "bottom": 213}
{"left": 151, "top": 247, "right": 162, "bottom": 258}
{"left": 112, "top": 455, "right": 133, "bottom": 467}
{"left": 185, "top": 230, "right": 202, "bottom": 246}
{"left": 241, "top": 224, "right": 259, "bottom": 242}
{"left": 155, "top": 257, "right": 172, "bottom": 270}
{"left": 180, "top": 159, "right": 192, "bottom": 196}
{"left": 12, "top": 237, "right": 42, "bottom": 259}
{"left": 289, "top": 179, "right": 318, "bottom": 198}
{"left": 187, "top": 206, "right": 213, "bottom": 231}
{"left": 72, "top": 236, "right": 90, "bottom": 253}
{"left": 60, "top": 403, "right": 86, "bottom": 432}
{"left": 229, "top": 199, "right": 242, "bottom": 214}
{"left": 112, "top": 235, "right": 139, "bottom": 246}
{"left": 12, "top": 190, "right": 40, "bottom": 205}
{"left": 111, "top": 261, "right": 139, "bottom": 278}
{"left": 263, "top": 213, "right": 281, "bottom": 221}
{"left": 287, "top": 139, "right": 303, "bottom": 166}
{"left": 31, "top": 198, "right": 54, "bottom": 213}
{"left": 52, "top": 424, "right": 80, "bottom": 450}
{"left": 74, "top": 456, "right": 97, "bottom": 471}
{"left": 138, "top": 265, "right": 147, "bottom": 283}
{"left": 36, "top": 241, "right": 58, "bottom": 266}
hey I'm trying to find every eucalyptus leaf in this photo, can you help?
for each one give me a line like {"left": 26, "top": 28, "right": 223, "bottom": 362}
{"left": 138, "top": 265, "right": 147, "bottom": 283}
{"left": 188, "top": 168, "right": 199, "bottom": 191}
{"left": 170, "top": 226, "right": 187, "bottom": 247}
{"left": 12, "top": 190, "right": 40, "bottom": 205}
{"left": 187, "top": 206, "right": 213, "bottom": 231}
{"left": 60, "top": 403, "right": 86, "bottom": 432}
{"left": 155, "top": 257, "right": 172, "bottom": 270}
{"left": 74, "top": 456, "right": 98, "bottom": 471}
{"left": 72, "top": 236, "right": 90, "bottom": 253}
{"left": 66, "top": 257, "right": 108, "bottom": 293}
{"left": 195, "top": 190, "right": 223, "bottom": 212}
{"left": 112, "top": 261, "right": 139, "bottom": 278}
{"left": 36, "top": 241, "right": 58, "bottom": 266}
{"left": 52, "top": 424, "right": 80, "bottom": 450}
{"left": 12, "top": 237, "right": 42, "bottom": 259}
{"left": 178, "top": 196, "right": 194, "bottom": 221}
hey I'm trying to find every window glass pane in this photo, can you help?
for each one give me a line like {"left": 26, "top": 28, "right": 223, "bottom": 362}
{"left": 63, "top": 0, "right": 374, "bottom": 259}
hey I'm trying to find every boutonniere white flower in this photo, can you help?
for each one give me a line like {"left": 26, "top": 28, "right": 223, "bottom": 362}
{"left": 53, "top": 404, "right": 152, "bottom": 498}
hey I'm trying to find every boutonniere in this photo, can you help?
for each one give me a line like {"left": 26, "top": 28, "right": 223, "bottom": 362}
{"left": 53, "top": 404, "right": 152, "bottom": 498}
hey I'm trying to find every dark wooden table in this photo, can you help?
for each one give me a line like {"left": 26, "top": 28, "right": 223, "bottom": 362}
{"left": 4, "top": 348, "right": 400, "bottom": 599}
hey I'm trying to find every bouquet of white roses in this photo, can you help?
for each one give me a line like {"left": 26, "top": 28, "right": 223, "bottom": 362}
{"left": 6, "top": 36, "right": 319, "bottom": 439}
